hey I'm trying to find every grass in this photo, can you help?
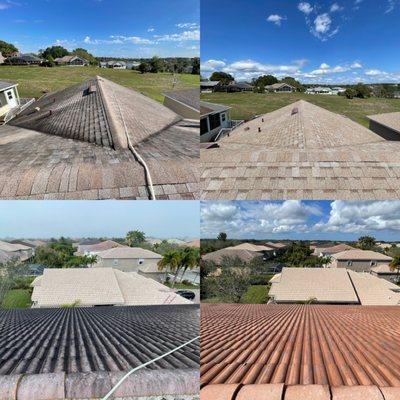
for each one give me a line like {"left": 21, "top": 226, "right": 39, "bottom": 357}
{"left": 201, "top": 284, "right": 270, "bottom": 304}
{"left": 201, "top": 92, "right": 400, "bottom": 127}
{"left": 0, "top": 66, "right": 199, "bottom": 103}
{"left": 2, "top": 289, "right": 31, "bottom": 309}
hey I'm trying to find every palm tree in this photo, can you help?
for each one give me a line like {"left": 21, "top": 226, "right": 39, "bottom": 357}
{"left": 157, "top": 250, "right": 182, "bottom": 284}
{"left": 390, "top": 256, "right": 400, "bottom": 284}
{"left": 358, "top": 236, "right": 376, "bottom": 250}
{"left": 126, "top": 230, "right": 145, "bottom": 247}
{"left": 178, "top": 247, "right": 200, "bottom": 284}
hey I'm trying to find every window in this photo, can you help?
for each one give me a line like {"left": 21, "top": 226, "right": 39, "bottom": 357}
{"left": 221, "top": 113, "right": 226, "bottom": 122}
{"left": 200, "top": 118, "right": 209, "bottom": 135}
{"left": 370, "top": 261, "right": 376, "bottom": 266}
{"left": 347, "top": 261, "right": 353, "bottom": 266}
{"left": 138, "top": 259, "right": 144, "bottom": 265}
{"left": 209, "top": 113, "right": 221, "bottom": 131}
{"left": 7, "top": 91, "right": 13, "bottom": 100}
{"left": 112, "top": 259, "right": 119, "bottom": 266}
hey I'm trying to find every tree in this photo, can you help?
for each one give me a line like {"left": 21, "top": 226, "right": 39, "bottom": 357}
{"left": 126, "top": 230, "right": 146, "bottom": 247}
{"left": 177, "top": 247, "right": 200, "bottom": 283}
{"left": 217, "top": 232, "right": 227, "bottom": 241}
{"left": 253, "top": 75, "right": 278, "bottom": 87}
{"left": 344, "top": 88, "right": 356, "bottom": 99}
{"left": 72, "top": 48, "right": 97, "bottom": 65}
{"left": 389, "top": 256, "right": 400, "bottom": 284}
{"left": 191, "top": 57, "right": 200, "bottom": 74}
{"left": 358, "top": 236, "right": 376, "bottom": 250}
{"left": 210, "top": 71, "right": 234, "bottom": 84}
{"left": 138, "top": 61, "right": 150, "bottom": 74}
{"left": 354, "top": 83, "right": 371, "bottom": 99}
{"left": 0, "top": 40, "right": 18, "bottom": 57}
{"left": 158, "top": 250, "right": 182, "bottom": 283}
{"left": 149, "top": 56, "right": 164, "bottom": 73}
{"left": 281, "top": 76, "right": 304, "bottom": 92}
{"left": 0, "top": 259, "right": 29, "bottom": 307}
{"left": 41, "top": 46, "right": 69, "bottom": 60}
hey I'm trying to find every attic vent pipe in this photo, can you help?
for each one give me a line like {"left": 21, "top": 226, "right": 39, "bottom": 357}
{"left": 291, "top": 107, "right": 299, "bottom": 115}
{"left": 258, "top": 127, "right": 261, "bottom": 132}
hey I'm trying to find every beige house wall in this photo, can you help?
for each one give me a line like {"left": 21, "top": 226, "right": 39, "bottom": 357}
{"left": 96, "top": 257, "right": 160, "bottom": 273}
{"left": 163, "top": 97, "right": 199, "bottom": 120}
{"left": 0, "top": 92, "right": 11, "bottom": 117}
{"left": 336, "top": 259, "right": 381, "bottom": 272}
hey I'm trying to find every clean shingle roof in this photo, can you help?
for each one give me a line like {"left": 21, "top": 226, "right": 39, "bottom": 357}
{"left": 97, "top": 247, "right": 162, "bottom": 259}
{"left": 31, "top": 268, "right": 190, "bottom": 307}
{"left": 332, "top": 249, "right": 393, "bottom": 261}
{"left": 367, "top": 112, "right": 400, "bottom": 134}
{"left": 0, "top": 77, "right": 199, "bottom": 200}
{"left": 202, "top": 248, "right": 262, "bottom": 264}
{"left": 201, "top": 304, "right": 400, "bottom": 396}
{"left": 201, "top": 100, "right": 400, "bottom": 200}
{"left": 0, "top": 240, "right": 31, "bottom": 252}
{"left": 230, "top": 243, "right": 275, "bottom": 252}
{"left": 200, "top": 100, "right": 231, "bottom": 116}
{"left": 163, "top": 88, "right": 200, "bottom": 112}
{"left": 0, "top": 80, "right": 17, "bottom": 91}
{"left": 76, "top": 240, "right": 124, "bottom": 254}
{"left": 314, "top": 243, "right": 355, "bottom": 254}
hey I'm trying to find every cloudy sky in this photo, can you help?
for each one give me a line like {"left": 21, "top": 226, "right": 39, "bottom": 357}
{"left": 0, "top": 0, "right": 199, "bottom": 57}
{"left": 201, "top": 201, "right": 400, "bottom": 241}
{"left": 201, "top": 0, "right": 400, "bottom": 83}
{"left": 0, "top": 201, "right": 199, "bottom": 239}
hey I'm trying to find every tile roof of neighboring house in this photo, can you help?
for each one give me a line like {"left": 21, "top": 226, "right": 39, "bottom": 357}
{"left": 200, "top": 100, "right": 231, "bottom": 117}
{"left": 231, "top": 243, "right": 275, "bottom": 252}
{"left": 0, "top": 77, "right": 199, "bottom": 200}
{"left": 202, "top": 248, "right": 262, "bottom": 264}
{"left": 54, "top": 55, "right": 87, "bottom": 63}
{"left": 0, "top": 304, "right": 199, "bottom": 398}
{"left": 332, "top": 249, "right": 393, "bottom": 261}
{"left": 0, "top": 80, "right": 17, "bottom": 91}
{"left": 367, "top": 112, "right": 400, "bottom": 134}
{"left": 0, "top": 240, "right": 32, "bottom": 252}
{"left": 269, "top": 268, "right": 359, "bottom": 304}
{"left": 185, "top": 239, "right": 201, "bottom": 248}
{"left": 200, "top": 304, "right": 400, "bottom": 397}
{"left": 163, "top": 88, "right": 200, "bottom": 112}
{"left": 167, "top": 238, "right": 188, "bottom": 245}
{"left": 97, "top": 246, "right": 162, "bottom": 259}
{"left": 201, "top": 81, "right": 220, "bottom": 87}
{"left": 314, "top": 243, "right": 355, "bottom": 254}
{"left": 201, "top": 100, "right": 400, "bottom": 200}
{"left": 0, "top": 249, "right": 12, "bottom": 264}
{"left": 265, "top": 242, "right": 288, "bottom": 249}
{"left": 76, "top": 239, "right": 124, "bottom": 254}
{"left": 267, "top": 82, "right": 295, "bottom": 89}
{"left": 371, "top": 264, "right": 396, "bottom": 273}
{"left": 31, "top": 268, "right": 190, "bottom": 307}
{"left": 347, "top": 271, "right": 400, "bottom": 305}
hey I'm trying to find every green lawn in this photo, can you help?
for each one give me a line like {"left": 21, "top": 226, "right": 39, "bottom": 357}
{"left": 0, "top": 66, "right": 199, "bottom": 102}
{"left": 2, "top": 289, "right": 31, "bottom": 309}
{"left": 202, "top": 284, "right": 269, "bottom": 304}
{"left": 201, "top": 92, "right": 400, "bottom": 127}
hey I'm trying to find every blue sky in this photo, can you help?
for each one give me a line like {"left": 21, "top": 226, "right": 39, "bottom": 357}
{"left": 0, "top": 0, "right": 199, "bottom": 57}
{"left": 0, "top": 201, "right": 199, "bottom": 239}
{"left": 201, "top": 0, "right": 400, "bottom": 84}
{"left": 201, "top": 200, "right": 400, "bottom": 241}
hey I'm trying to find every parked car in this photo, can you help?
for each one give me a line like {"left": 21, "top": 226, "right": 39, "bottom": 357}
{"left": 176, "top": 290, "right": 195, "bottom": 300}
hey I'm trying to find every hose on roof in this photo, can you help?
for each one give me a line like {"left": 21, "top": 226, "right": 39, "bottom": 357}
{"left": 110, "top": 85, "right": 156, "bottom": 200}
{"left": 101, "top": 335, "right": 200, "bottom": 400}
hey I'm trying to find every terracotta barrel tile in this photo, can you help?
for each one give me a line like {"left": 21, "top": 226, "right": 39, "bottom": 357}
{"left": 285, "top": 384, "right": 330, "bottom": 400}
{"left": 200, "top": 384, "right": 241, "bottom": 400}
{"left": 332, "top": 385, "right": 384, "bottom": 400}
{"left": 236, "top": 384, "right": 284, "bottom": 400}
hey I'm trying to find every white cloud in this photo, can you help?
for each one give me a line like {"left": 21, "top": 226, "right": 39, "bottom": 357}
{"left": 386, "top": 0, "right": 399, "bottom": 13}
{"left": 147, "top": 27, "right": 155, "bottom": 32}
{"left": 330, "top": 3, "right": 343, "bottom": 12}
{"left": 320, "top": 62, "right": 330, "bottom": 69}
{"left": 351, "top": 61, "right": 362, "bottom": 68}
{"left": 176, "top": 22, "right": 199, "bottom": 29}
{"left": 154, "top": 30, "right": 199, "bottom": 42}
{"left": 298, "top": 2, "right": 313, "bottom": 14}
{"left": 365, "top": 69, "right": 384, "bottom": 76}
{"left": 0, "top": 0, "right": 19, "bottom": 10}
{"left": 84, "top": 35, "right": 153, "bottom": 45}
{"left": 267, "top": 14, "right": 286, "bottom": 26}
{"left": 314, "top": 13, "right": 332, "bottom": 33}
{"left": 201, "top": 59, "right": 226, "bottom": 72}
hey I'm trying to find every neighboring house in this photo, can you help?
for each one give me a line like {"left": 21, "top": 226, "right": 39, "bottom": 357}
{"left": 0, "top": 52, "right": 5, "bottom": 64}
{"left": 10, "top": 239, "right": 47, "bottom": 248}
{"left": 5, "top": 54, "right": 42, "bottom": 65}
{"left": 371, "top": 264, "right": 400, "bottom": 283}
{"left": 313, "top": 243, "right": 355, "bottom": 257}
{"left": 306, "top": 86, "right": 334, "bottom": 95}
{"left": 163, "top": 88, "right": 199, "bottom": 120}
{"left": 200, "top": 100, "right": 232, "bottom": 142}
{"left": 75, "top": 240, "right": 124, "bottom": 256}
{"left": 377, "top": 242, "right": 397, "bottom": 250}
{"left": 54, "top": 55, "right": 88, "bottom": 66}
{"left": 31, "top": 268, "right": 191, "bottom": 307}
{"left": 269, "top": 267, "right": 400, "bottom": 305}
{"left": 0, "top": 80, "right": 20, "bottom": 121}
{"left": 0, "top": 240, "right": 34, "bottom": 262}
{"left": 102, "top": 60, "right": 127, "bottom": 69}
{"left": 329, "top": 249, "right": 393, "bottom": 272}
{"left": 367, "top": 112, "right": 400, "bottom": 141}
{"left": 200, "top": 81, "right": 220, "bottom": 93}
{"left": 167, "top": 238, "right": 188, "bottom": 245}
{"left": 185, "top": 239, "right": 200, "bottom": 248}
{"left": 266, "top": 83, "right": 295, "bottom": 93}
{"left": 264, "top": 242, "right": 288, "bottom": 256}
{"left": 394, "top": 91, "right": 400, "bottom": 99}
{"left": 95, "top": 247, "right": 163, "bottom": 280}
{"left": 146, "top": 237, "right": 163, "bottom": 246}
{"left": 202, "top": 247, "right": 263, "bottom": 265}
{"left": 215, "top": 81, "right": 253, "bottom": 93}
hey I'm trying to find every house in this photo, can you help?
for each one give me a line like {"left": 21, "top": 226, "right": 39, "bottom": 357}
{"left": 200, "top": 100, "right": 233, "bottom": 142}
{"left": 31, "top": 267, "right": 191, "bottom": 307}
{"left": 264, "top": 241, "right": 288, "bottom": 255}
{"left": 269, "top": 267, "right": 400, "bottom": 305}
{"left": 200, "top": 81, "right": 220, "bottom": 92}
{"left": 215, "top": 81, "right": 253, "bottom": 93}
{"left": 0, "top": 80, "right": 20, "bottom": 121}
{"left": 0, "top": 240, "right": 34, "bottom": 262}
{"left": 101, "top": 60, "right": 127, "bottom": 69}
{"left": 54, "top": 55, "right": 88, "bottom": 66}
{"left": 95, "top": 247, "right": 163, "bottom": 280}
{"left": 266, "top": 82, "right": 295, "bottom": 92}
{"left": 367, "top": 112, "right": 400, "bottom": 141}
{"left": 0, "top": 305, "right": 199, "bottom": 399}
{"left": 75, "top": 240, "right": 124, "bottom": 256}
{"left": 2, "top": 76, "right": 199, "bottom": 199}
{"left": 5, "top": 53, "right": 42, "bottom": 65}
{"left": 201, "top": 304, "right": 400, "bottom": 397}
{"left": 201, "top": 99, "right": 400, "bottom": 200}
{"left": 313, "top": 243, "right": 355, "bottom": 256}
{"left": 0, "top": 52, "right": 5, "bottom": 64}
{"left": 306, "top": 86, "right": 334, "bottom": 95}
{"left": 377, "top": 242, "right": 397, "bottom": 250}
{"left": 185, "top": 239, "right": 200, "bottom": 248}
{"left": 163, "top": 88, "right": 199, "bottom": 120}
{"left": 202, "top": 247, "right": 263, "bottom": 265}
{"left": 329, "top": 249, "right": 393, "bottom": 272}
{"left": 371, "top": 264, "right": 399, "bottom": 283}
{"left": 394, "top": 91, "right": 400, "bottom": 99}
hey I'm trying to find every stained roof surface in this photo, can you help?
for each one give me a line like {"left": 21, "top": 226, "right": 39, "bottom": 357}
{"left": 202, "top": 248, "right": 262, "bottom": 264}
{"left": 164, "top": 88, "right": 200, "bottom": 112}
{"left": 0, "top": 80, "right": 17, "bottom": 91}
{"left": 201, "top": 304, "right": 400, "bottom": 389}
{"left": 368, "top": 112, "right": 400, "bottom": 134}
{"left": 0, "top": 304, "right": 199, "bottom": 375}
{"left": 201, "top": 100, "right": 400, "bottom": 200}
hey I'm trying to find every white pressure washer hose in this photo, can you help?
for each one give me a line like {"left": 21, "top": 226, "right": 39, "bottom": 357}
{"left": 102, "top": 335, "right": 200, "bottom": 400}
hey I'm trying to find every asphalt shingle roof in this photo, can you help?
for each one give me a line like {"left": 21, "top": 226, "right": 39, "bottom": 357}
{"left": 368, "top": 112, "right": 400, "bottom": 134}
{"left": 164, "top": 88, "right": 200, "bottom": 112}
{"left": 0, "top": 80, "right": 17, "bottom": 91}
{"left": 201, "top": 100, "right": 400, "bottom": 200}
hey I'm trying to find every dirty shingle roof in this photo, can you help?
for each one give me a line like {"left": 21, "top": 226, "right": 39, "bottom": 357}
{"left": 0, "top": 80, "right": 17, "bottom": 91}
{"left": 201, "top": 100, "right": 400, "bottom": 200}
{"left": 367, "top": 112, "right": 400, "bottom": 134}
{"left": 0, "top": 304, "right": 199, "bottom": 375}
{"left": 164, "top": 88, "right": 200, "bottom": 112}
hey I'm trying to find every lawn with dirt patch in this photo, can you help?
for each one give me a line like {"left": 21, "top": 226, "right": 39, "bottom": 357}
{"left": 201, "top": 92, "right": 400, "bottom": 127}
{"left": 0, "top": 66, "right": 199, "bottom": 102}
{"left": 2, "top": 289, "right": 31, "bottom": 309}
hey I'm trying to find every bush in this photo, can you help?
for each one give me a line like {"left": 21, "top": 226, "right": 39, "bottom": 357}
{"left": 248, "top": 274, "right": 272, "bottom": 285}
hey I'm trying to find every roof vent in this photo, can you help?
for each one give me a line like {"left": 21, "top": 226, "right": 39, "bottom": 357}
{"left": 244, "top": 126, "right": 250, "bottom": 131}
{"left": 88, "top": 84, "right": 97, "bottom": 94}
{"left": 258, "top": 127, "right": 261, "bottom": 132}
{"left": 262, "top": 118, "right": 264, "bottom": 122}
{"left": 291, "top": 107, "right": 299, "bottom": 115}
